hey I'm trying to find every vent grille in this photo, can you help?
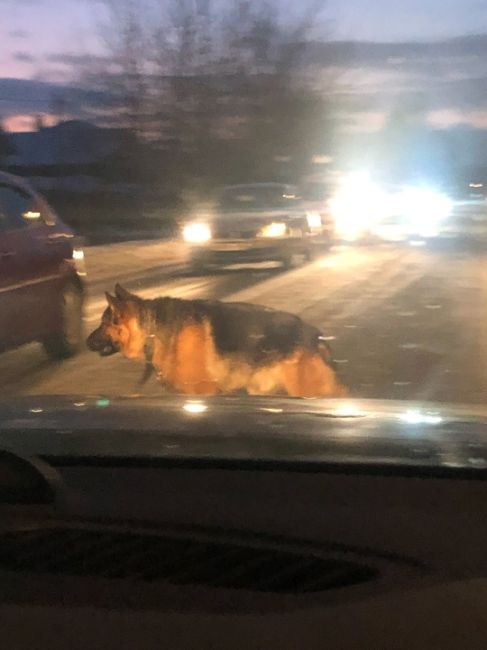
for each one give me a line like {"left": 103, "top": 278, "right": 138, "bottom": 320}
{"left": 0, "top": 528, "right": 378, "bottom": 594}
{"left": 214, "top": 227, "right": 258, "bottom": 239}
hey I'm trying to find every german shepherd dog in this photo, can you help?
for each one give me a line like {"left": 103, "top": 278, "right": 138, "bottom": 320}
{"left": 87, "top": 284, "right": 347, "bottom": 397}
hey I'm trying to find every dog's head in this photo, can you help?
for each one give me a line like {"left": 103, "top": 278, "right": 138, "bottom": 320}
{"left": 87, "top": 284, "right": 146, "bottom": 360}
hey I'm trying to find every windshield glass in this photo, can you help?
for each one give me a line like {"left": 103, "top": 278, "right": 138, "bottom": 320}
{"left": 300, "top": 183, "right": 329, "bottom": 202}
{"left": 219, "top": 186, "right": 300, "bottom": 210}
{"left": 1, "top": 0, "right": 486, "bottom": 427}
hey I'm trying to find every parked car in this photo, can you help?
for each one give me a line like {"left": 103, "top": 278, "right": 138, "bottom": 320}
{"left": 182, "top": 183, "right": 325, "bottom": 273}
{"left": 0, "top": 172, "right": 86, "bottom": 358}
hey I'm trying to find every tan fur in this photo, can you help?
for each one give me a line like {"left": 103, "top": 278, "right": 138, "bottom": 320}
{"left": 149, "top": 318, "right": 347, "bottom": 397}
{"left": 106, "top": 317, "right": 146, "bottom": 360}
{"left": 280, "top": 349, "right": 347, "bottom": 397}
{"left": 90, "top": 288, "right": 348, "bottom": 397}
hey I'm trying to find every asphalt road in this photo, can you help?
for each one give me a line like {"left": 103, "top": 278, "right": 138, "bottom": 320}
{"left": 2, "top": 240, "right": 487, "bottom": 405}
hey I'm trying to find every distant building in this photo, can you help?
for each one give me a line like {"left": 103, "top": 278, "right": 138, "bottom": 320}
{"left": 5, "top": 120, "right": 139, "bottom": 193}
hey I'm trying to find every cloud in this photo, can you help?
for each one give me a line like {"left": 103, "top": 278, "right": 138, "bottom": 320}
{"left": 3, "top": 33, "right": 487, "bottom": 135}
{"left": 305, "top": 33, "right": 487, "bottom": 129}
{"left": 8, "top": 29, "right": 29, "bottom": 39}
{"left": 305, "top": 34, "right": 487, "bottom": 68}
{"left": 45, "top": 52, "right": 111, "bottom": 66}
{"left": 427, "top": 109, "right": 487, "bottom": 129}
{"left": 13, "top": 52, "right": 36, "bottom": 63}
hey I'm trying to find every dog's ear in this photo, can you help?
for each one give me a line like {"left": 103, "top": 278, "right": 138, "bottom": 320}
{"left": 105, "top": 292, "right": 122, "bottom": 314}
{"left": 115, "top": 284, "right": 138, "bottom": 301}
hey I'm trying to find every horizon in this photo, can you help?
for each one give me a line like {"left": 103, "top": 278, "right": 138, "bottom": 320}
{"left": 1, "top": 0, "right": 487, "bottom": 133}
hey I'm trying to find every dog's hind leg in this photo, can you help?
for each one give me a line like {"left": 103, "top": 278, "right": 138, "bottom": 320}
{"left": 246, "top": 365, "right": 283, "bottom": 396}
{"left": 280, "top": 351, "right": 348, "bottom": 398}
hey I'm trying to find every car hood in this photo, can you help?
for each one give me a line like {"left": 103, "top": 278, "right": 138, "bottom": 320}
{"left": 0, "top": 396, "right": 487, "bottom": 474}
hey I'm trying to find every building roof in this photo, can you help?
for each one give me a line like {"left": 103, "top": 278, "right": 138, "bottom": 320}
{"left": 7, "top": 120, "right": 132, "bottom": 168}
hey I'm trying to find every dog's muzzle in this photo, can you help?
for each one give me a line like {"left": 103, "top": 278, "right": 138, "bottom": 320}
{"left": 86, "top": 327, "right": 120, "bottom": 356}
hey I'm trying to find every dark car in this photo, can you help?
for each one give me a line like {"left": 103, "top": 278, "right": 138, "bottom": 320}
{"left": 182, "top": 183, "right": 324, "bottom": 272}
{"left": 0, "top": 172, "right": 85, "bottom": 359}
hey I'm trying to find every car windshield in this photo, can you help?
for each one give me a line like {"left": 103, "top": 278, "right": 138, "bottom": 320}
{"left": 219, "top": 186, "right": 300, "bottom": 210}
{"left": 300, "top": 183, "right": 329, "bottom": 202}
{"left": 1, "top": 0, "right": 487, "bottom": 432}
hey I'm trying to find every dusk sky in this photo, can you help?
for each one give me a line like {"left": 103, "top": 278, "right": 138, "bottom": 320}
{"left": 1, "top": 0, "right": 487, "bottom": 131}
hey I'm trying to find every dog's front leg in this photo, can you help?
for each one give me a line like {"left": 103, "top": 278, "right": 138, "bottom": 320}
{"left": 156, "top": 373, "right": 178, "bottom": 393}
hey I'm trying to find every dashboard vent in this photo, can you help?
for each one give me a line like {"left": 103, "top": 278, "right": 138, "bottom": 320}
{"left": 0, "top": 528, "right": 378, "bottom": 594}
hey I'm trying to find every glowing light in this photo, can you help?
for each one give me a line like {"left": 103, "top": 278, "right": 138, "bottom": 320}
{"left": 183, "top": 222, "right": 212, "bottom": 244}
{"left": 183, "top": 401, "right": 208, "bottom": 414}
{"left": 469, "top": 183, "right": 483, "bottom": 189}
{"left": 73, "top": 249, "right": 84, "bottom": 261}
{"left": 395, "top": 188, "right": 453, "bottom": 235}
{"left": 261, "top": 407, "right": 284, "bottom": 413}
{"left": 333, "top": 403, "right": 366, "bottom": 418}
{"left": 96, "top": 398, "right": 110, "bottom": 408}
{"left": 29, "top": 408, "right": 43, "bottom": 414}
{"left": 329, "top": 172, "right": 390, "bottom": 240}
{"left": 23, "top": 210, "right": 41, "bottom": 220}
{"left": 258, "top": 222, "right": 287, "bottom": 238}
{"left": 306, "top": 212, "right": 322, "bottom": 229}
{"left": 312, "top": 155, "right": 333, "bottom": 164}
{"left": 318, "top": 257, "right": 336, "bottom": 268}
{"left": 400, "top": 410, "right": 443, "bottom": 425}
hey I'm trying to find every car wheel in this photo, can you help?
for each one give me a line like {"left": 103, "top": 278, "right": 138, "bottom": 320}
{"left": 281, "top": 232, "right": 308, "bottom": 269}
{"left": 281, "top": 251, "right": 307, "bottom": 270}
{"left": 43, "top": 281, "right": 84, "bottom": 360}
{"left": 306, "top": 242, "right": 318, "bottom": 261}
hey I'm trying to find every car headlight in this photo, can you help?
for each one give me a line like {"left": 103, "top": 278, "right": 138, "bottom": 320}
{"left": 306, "top": 212, "right": 322, "bottom": 229}
{"left": 72, "top": 248, "right": 87, "bottom": 276}
{"left": 329, "top": 173, "right": 390, "bottom": 240}
{"left": 183, "top": 222, "right": 212, "bottom": 244}
{"left": 257, "top": 222, "right": 287, "bottom": 237}
{"left": 397, "top": 188, "right": 453, "bottom": 223}
{"left": 258, "top": 222, "right": 287, "bottom": 238}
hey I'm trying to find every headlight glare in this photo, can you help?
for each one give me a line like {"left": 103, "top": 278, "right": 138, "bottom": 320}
{"left": 397, "top": 188, "right": 453, "bottom": 223}
{"left": 306, "top": 212, "right": 322, "bottom": 229}
{"left": 183, "top": 222, "right": 212, "bottom": 244}
{"left": 258, "top": 222, "right": 287, "bottom": 238}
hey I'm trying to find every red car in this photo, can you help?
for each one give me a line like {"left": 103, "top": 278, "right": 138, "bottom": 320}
{"left": 0, "top": 172, "right": 85, "bottom": 358}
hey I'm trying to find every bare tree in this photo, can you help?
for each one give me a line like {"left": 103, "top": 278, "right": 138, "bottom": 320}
{"left": 87, "top": 0, "right": 151, "bottom": 136}
{"left": 83, "top": 0, "right": 332, "bottom": 187}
